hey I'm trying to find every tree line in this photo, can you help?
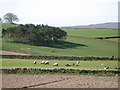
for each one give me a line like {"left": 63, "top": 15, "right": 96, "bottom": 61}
{"left": 2, "top": 24, "right": 67, "bottom": 45}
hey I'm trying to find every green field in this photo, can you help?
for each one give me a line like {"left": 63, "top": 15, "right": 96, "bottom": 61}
{"left": 1, "top": 23, "right": 119, "bottom": 57}
{"left": 63, "top": 28, "right": 118, "bottom": 37}
{"left": 2, "top": 59, "right": 118, "bottom": 70}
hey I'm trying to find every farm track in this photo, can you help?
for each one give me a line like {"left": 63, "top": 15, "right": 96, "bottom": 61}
{"left": 0, "top": 50, "right": 30, "bottom": 55}
{"left": 2, "top": 75, "right": 119, "bottom": 88}
{"left": 67, "top": 35, "right": 119, "bottom": 44}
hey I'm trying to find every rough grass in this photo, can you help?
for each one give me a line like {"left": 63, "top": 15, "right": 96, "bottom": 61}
{"left": 2, "top": 59, "right": 118, "bottom": 70}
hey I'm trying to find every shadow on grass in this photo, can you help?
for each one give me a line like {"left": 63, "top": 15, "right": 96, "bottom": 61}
{"left": 42, "top": 41, "right": 87, "bottom": 49}
{"left": 7, "top": 41, "right": 87, "bottom": 49}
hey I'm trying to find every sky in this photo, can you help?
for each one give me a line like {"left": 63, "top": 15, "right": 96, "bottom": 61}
{"left": 0, "top": 0, "right": 119, "bottom": 26}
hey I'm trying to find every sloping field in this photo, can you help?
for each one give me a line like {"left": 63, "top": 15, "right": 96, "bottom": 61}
{"left": 2, "top": 24, "right": 119, "bottom": 57}
{"left": 2, "top": 36, "right": 118, "bottom": 57}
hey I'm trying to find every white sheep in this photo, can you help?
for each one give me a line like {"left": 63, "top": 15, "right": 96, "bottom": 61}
{"left": 34, "top": 61, "right": 37, "bottom": 64}
{"left": 41, "top": 61, "right": 45, "bottom": 64}
{"left": 65, "top": 64, "right": 72, "bottom": 67}
{"left": 44, "top": 61, "right": 49, "bottom": 65}
{"left": 53, "top": 63, "right": 58, "bottom": 66}
{"left": 104, "top": 66, "right": 109, "bottom": 70}
{"left": 76, "top": 61, "right": 80, "bottom": 64}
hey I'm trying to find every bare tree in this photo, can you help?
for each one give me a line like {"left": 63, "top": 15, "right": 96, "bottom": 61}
{"left": 3, "top": 13, "right": 19, "bottom": 24}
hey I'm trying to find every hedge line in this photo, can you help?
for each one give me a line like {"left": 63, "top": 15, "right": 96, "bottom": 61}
{"left": 0, "top": 68, "right": 119, "bottom": 75}
{"left": 1, "top": 55, "right": 119, "bottom": 61}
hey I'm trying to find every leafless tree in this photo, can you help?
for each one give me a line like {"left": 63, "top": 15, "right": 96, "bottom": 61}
{"left": 3, "top": 13, "right": 19, "bottom": 24}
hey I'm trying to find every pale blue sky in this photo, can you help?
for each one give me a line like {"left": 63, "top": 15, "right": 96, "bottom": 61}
{"left": 0, "top": 0, "right": 119, "bottom": 26}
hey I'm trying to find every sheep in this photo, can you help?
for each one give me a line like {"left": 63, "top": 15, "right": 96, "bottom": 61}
{"left": 33, "top": 61, "right": 37, "bottom": 64}
{"left": 41, "top": 61, "right": 45, "bottom": 64}
{"left": 44, "top": 61, "right": 49, "bottom": 65}
{"left": 76, "top": 61, "right": 80, "bottom": 64}
{"left": 65, "top": 64, "right": 72, "bottom": 67}
{"left": 53, "top": 63, "right": 58, "bottom": 66}
{"left": 104, "top": 66, "right": 109, "bottom": 70}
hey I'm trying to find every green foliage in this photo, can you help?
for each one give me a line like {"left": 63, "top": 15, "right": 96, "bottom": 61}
{"left": 2, "top": 24, "right": 67, "bottom": 45}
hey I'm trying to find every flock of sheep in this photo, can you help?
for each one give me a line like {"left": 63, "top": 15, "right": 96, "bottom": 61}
{"left": 33, "top": 61, "right": 111, "bottom": 70}
{"left": 33, "top": 61, "right": 80, "bottom": 67}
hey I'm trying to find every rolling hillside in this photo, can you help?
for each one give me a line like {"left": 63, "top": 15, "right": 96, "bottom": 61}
{"left": 1, "top": 23, "right": 119, "bottom": 57}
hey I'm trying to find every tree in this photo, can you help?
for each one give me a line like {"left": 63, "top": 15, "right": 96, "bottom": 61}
{"left": 0, "top": 18, "right": 2, "bottom": 23}
{"left": 2, "top": 24, "right": 67, "bottom": 45}
{"left": 3, "top": 13, "right": 19, "bottom": 24}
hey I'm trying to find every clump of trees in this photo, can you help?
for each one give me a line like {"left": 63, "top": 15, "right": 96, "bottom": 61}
{"left": 2, "top": 24, "right": 67, "bottom": 45}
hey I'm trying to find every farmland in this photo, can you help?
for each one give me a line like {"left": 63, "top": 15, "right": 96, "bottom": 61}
{"left": 1, "top": 23, "right": 119, "bottom": 70}
{"left": 1, "top": 24, "right": 119, "bottom": 88}
{"left": 2, "top": 23, "right": 119, "bottom": 57}
{"left": 2, "top": 59, "right": 118, "bottom": 70}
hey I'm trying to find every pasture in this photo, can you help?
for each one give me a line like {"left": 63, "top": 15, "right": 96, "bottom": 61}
{"left": 2, "top": 36, "right": 118, "bottom": 57}
{"left": 2, "top": 23, "right": 119, "bottom": 57}
{"left": 2, "top": 59, "right": 118, "bottom": 70}
{"left": 63, "top": 28, "right": 118, "bottom": 38}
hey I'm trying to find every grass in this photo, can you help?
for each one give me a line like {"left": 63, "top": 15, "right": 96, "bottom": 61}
{"left": 2, "top": 59, "right": 118, "bottom": 70}
{"left": 2, "top": 37, "right": 118, "bottom": 57}
{"left": 63, "top": 28, "right": 118, "bottom": 37}
{"left": 1, "top": 23, "right": 119, "bottom": 57}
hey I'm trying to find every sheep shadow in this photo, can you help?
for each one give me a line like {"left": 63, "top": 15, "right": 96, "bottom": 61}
{"left": 42, "top": 41, "right": 87, "bottom": 49}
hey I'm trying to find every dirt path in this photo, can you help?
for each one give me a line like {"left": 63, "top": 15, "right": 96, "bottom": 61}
{"left": 2, "top": 75, "right": 119, "bottom": 88}
{"left": 0, "top": 50, "right": 29, "bottom": 55}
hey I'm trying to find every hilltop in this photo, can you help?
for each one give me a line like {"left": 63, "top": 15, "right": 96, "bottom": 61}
{"left": 60, "top": 22, "right": 119, "bottom": 29}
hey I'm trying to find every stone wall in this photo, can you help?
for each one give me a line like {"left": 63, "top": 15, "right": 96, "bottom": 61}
{"left": 0, "top": 68, "right": 119, "bottom": 75}
{"left": 2, "top": 55, "right": 119, "bottom": 61}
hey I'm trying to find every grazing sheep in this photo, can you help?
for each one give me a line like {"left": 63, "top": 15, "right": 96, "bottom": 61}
{"left": 76, "top": 61, "right": 80, "bottom": 64}
{"left": 53, "top": 63, "right": 58, "bottom": 66}
{"left": 65, "top": 64, "right": 72, "bottom": 67}
{"left": 33, "top": 61, "right": 37, "bottom": 64}
{"left": 104, "top": 66, "right": 109, "bottom": 70}
{"left": 41, "top": 61, "right": 45, "bottom": 64}
{"left": 44, "top": 61, "right": 49, "bottom": 65}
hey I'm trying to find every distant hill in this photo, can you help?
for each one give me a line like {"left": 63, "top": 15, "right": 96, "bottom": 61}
{"left": 60, "top": 22, "right": 119, "bottom": 29}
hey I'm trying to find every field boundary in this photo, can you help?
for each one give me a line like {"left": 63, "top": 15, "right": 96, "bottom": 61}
{"left": 2, "top": 55, "right": 119, "bottom": 61}
{"left": 1, "top": 68, "right": 119, "bottom": 75}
